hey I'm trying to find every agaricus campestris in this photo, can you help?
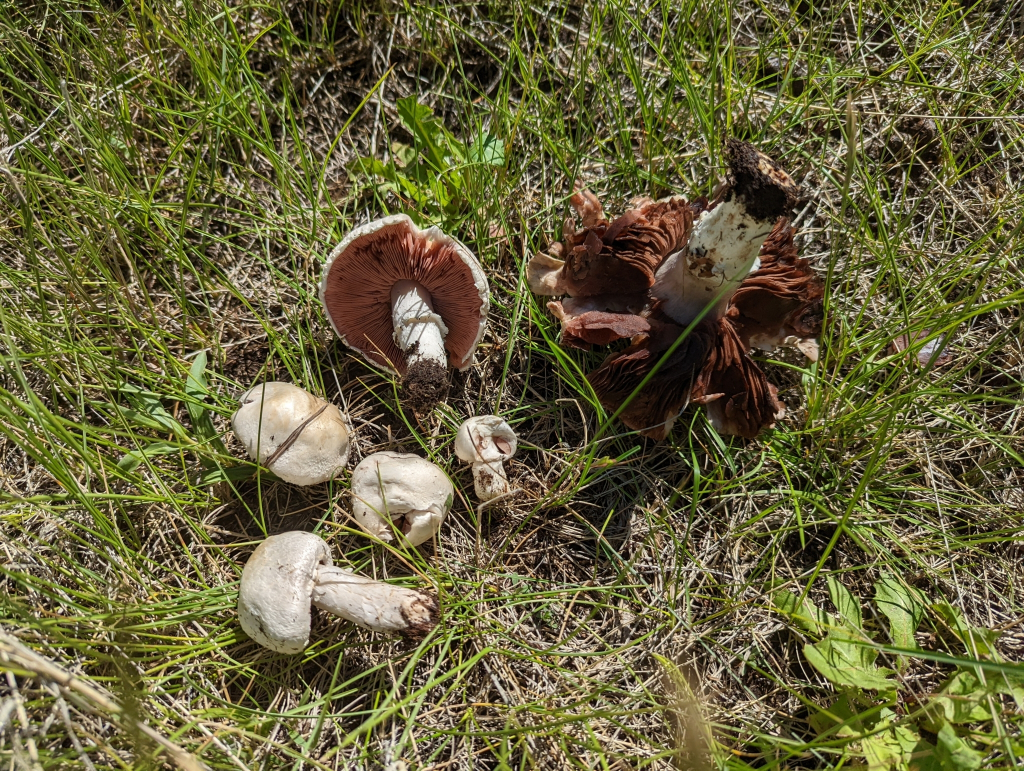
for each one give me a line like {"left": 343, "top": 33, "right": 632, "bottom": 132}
{"left": 237, "top": 531, "right": 438, "bottom": 654}
{"left": 319, "top": 215, "right": 490, "bottom": 413}
{"left": 349, "top": 451, "right": 454, "bottom": 547}
{"left": 231, "top": 382, "right": 350, "bottom": 485}
{"left": 528, "top": 140, "right": 824, "bottom": 439}
{"left": 454, "top": 415, "right": 518, "bottom": 501}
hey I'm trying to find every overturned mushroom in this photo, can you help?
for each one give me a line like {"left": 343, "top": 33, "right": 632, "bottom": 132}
{"left": 320, "top": 215, "right": 489, "bottom": 413}
{"left": 349, "top": 451, "right": 454, "bottom": 547}
{"left": 528, "top": 140, "right": 824, "bottom": 439}
{"left": 231, "top": 382, "right": 350, "bottom": 485}
{"left": 237, "top": 531, "right": 438, "bottom": 654}
{"left": 454, "top": 416, "right": 518, "bottom": 501}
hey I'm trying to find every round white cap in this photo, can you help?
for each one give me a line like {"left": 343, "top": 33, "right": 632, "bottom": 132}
{"left": 231, "top": 382, "right": 350, "bottom": 486}
{"left": 454, "top": 415, "right": 517, "bottom": 464}
{"left": 237, "top": 531, "right": 331, "bottom": 654}
{"left": 349, "top": 451, "right": 454, "bottom": 547}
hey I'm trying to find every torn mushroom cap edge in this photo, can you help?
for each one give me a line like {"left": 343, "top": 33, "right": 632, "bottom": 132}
{"left": 318, "top": 214, "right": 491, "bottom": 375}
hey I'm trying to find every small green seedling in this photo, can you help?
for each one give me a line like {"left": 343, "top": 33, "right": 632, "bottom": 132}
{"left": 350, "top": 97, "right": 505, "bottom": 224}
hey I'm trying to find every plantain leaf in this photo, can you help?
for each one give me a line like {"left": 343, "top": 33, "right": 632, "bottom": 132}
{"left": 875, "top": 572, "right": 925, "bottom": 651}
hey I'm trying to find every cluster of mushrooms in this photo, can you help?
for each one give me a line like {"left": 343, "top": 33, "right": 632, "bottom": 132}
{"left": 230, "top": 141, "right": 824, "bottom": 654}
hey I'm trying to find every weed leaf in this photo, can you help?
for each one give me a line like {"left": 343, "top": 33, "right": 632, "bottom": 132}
{"left": 934, "top": 720, "right": 983, "bottom": 770}
{"left": 773, "top": 590, "right": 827, "bottom": 634}
{"left": 117, "top": 441, "right": 184, "bottom": 472}
{"left": 827, "top": 575, "right": 863, "bottom": 630}
{"left": 396, "top": 96, "right": 450, "bottom": 171}
{"left": 468, "top": 132, "right": 505, "bottom": 166}
{"left": 875, "top": 573, "right": 924, "bottom": 650}
{"left": 931, "top": 602, "right": 1000, "bottom": 658}
{"left": 804, "top": 638, "right": 896, "bottom": 693}
{"left": 926, "top": 671, "right": 994, "bottom": 725}
{"left": 195, "top": 463, "right": 258, "bottom": 487}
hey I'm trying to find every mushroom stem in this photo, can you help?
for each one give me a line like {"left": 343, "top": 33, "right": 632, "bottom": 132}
{"left": 391, "top": 279, "right": 449, "bottom": 368}
{"left": 651, "top": 199, "right": 771, "bottom": 325}
{"left": 470, "top": 460, "right": 509, "bottom": 501}
{"left": 652, "top": 140, "right": 801, "bottom": 326}
{"left": 310, "top": 565, "right": 439, "bottom": 637}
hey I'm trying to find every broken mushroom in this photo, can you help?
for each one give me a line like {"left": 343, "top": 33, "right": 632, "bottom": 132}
{"left": 319, "top": 215, "right": 489, "bottom": 413}
{"left": 231, "top": 382, "right": 350, "bottom": 485}
{"left": 528, "top": 140, "right": 824, "bottom": 439}
{"left": 237, "top": 531, "right": 438, "bottom": 654}
{"left": 349, "top": 451, "right": 454, "bottom": 547}
{"left": 454, "top": 415, "right": 518, "bottom": 501}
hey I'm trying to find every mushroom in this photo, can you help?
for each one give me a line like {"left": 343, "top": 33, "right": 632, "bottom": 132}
{"left": 527, "top": 140, "right": 824, "bottom": 439}
{"left": 237, "top": 531, "right": 438, "bottom": 654}
{"left": 349, "top": 451, "right": 454, "bottom": 547}
{"left": 454, "top": 415, "right": 518, "bottom": 501}
{"left": 319, "top": 215, "right": 489, "bottom": 413}
{"left": 649, "top": 139, "right": 801, "bottom": 325}
{"left": 231, "top": 382, "right": 350, "bottom": 485}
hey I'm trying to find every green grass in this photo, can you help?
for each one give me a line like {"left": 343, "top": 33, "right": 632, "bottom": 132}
{"left": 1, "top": 0, "right": 1022, "bottom": 768}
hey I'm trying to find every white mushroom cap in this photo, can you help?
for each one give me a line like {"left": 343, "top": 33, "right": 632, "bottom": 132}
{"left": 454, "top": 416, "right": 518, "bottom": 501}
{"left": 237, "top": 531, "right": 330, "bottom": 654}
{"left": 231, "top": 382, "right": 350, "bottom": 486}
{"left": 454, "top": 415, "right": 517, "bottom": 465}
{"left": 349, "top": 451, "right": 454, "bottom": 547}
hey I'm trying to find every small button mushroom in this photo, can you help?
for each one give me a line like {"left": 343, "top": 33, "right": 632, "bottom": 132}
{"left": 237, "top": 531, "right": 438, "bottom": 654}
{"left": 231, "top": 382, "right": 350, "bottom": 486}
{"left": 454, "top": 416, "right": 517, "bottom": 501}
{"left": 349, "top": 451, "right": 453, "bottom": 547}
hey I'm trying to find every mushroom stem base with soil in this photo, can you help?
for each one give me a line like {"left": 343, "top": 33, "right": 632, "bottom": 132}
{"left": 391, "top": 279, "right": 451, "bottom": 411}
{"left": 310, "top": 566, "right": 439, "bottom": 638}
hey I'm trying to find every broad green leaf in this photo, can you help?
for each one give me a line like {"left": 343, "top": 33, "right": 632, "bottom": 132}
{"left": 808, "top": 691, "right": 870, "bottom": 737}
{"left": 468, "top": 132, "right": 505, "bottom": 166}
{"left": 875, "top": 573, "right": 925, "bottom": 651}
{"left": 118, "top": 441, "right": 184, "bottom": 472}
{"left": 804, "top": 639, "right": 896, "bottom": 693}
{"left": 931, "top": 602, "right": 1000, "bottom": 658}
{"left": 910, "top": 737, "right": 942, "bottom": 771}
{"left": 934, "top": 720, "right": 983, "bottom": 770}
{"left": 863, "top": 722, "right": 920, "bottom": 771}
{"left": 184, "top": 352, "right": 224, "bottom": 451}
{"left": 390, "top": 141, "right": 417, "bottom": 168}
{"left": 827, "top": 575, "right": 863, "bottom": 631}
{"left": 990, "top": 668, "right": 1024, "bottom": 707}
{"left": 773, "top": 590, "right": 828, "bottom": 634}
{"left": 926, "top": 671, "right": 993, "bottom": 725}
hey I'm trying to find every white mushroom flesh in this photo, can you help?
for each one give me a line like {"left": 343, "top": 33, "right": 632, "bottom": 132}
{"left": 349, "top": 451, "right": 454, "bottom": 547}
{"left": 391, "top": 279, "right": 449, "bottom": 368}
{"left": 231, "top": 382, "right": 350, "bottom": 486}
{"left": 454, "top": 416, "right": 518, "bottom": 501}
{"left": 651, "top": 199, "right": 770, "bottom": 326}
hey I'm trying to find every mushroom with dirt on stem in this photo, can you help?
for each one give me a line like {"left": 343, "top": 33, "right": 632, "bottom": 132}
{"left": 454, "top": 415, "right": 518, "bottom": 502}
{"left": 237, "top": 531, "right": 438, "bottom": 654}
{"left": 349, "top": 451, "right": 454, "bottom": 547}
{"left": 231, "top": 381, "right": 350, "bottom": 485}
{"left": 527, "top": 139, "right": 824, "bottom": 439}
{"left": 319, "top": 215, "right": 490, "bottom": 414}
